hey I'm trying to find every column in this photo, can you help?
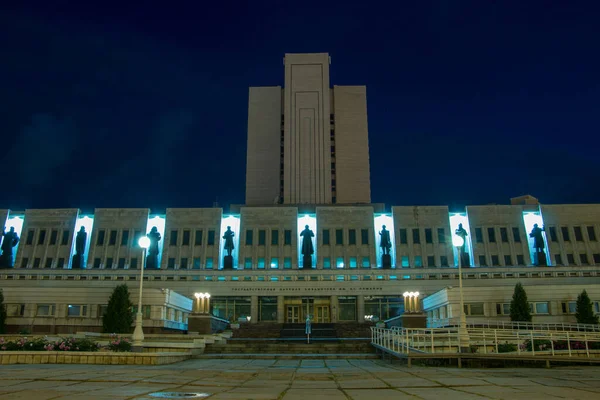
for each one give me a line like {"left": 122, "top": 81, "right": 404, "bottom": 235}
{"left": 330, "top": 295, "right": 338, "bottom": 323}
{"left": 277, "top": 295, "right": 285, "bottom": 323}
{"left": 357, "top": 295, "right": 365, "bottom": 323}
{"left": 251, "top": 295, "right": 258, "bottom": 324}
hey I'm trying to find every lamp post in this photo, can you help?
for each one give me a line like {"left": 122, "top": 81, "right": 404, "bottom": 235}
{"left": 452, "top": 235, "right": 470, "bottom": 353}
{"left": 132, "top": 236, "right": 150, "bottom": 351}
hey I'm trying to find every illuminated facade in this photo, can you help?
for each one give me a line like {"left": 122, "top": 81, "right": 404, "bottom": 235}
{"left": 0, "top": 54, "right": 599, "bottom": 333}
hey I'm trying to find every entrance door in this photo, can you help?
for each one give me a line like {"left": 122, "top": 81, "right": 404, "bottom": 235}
{"left": 315, "top": 305, "right": 330, "bottom": 323}
{"left": 286, "top": 305, "right": 301, "bottom": 323}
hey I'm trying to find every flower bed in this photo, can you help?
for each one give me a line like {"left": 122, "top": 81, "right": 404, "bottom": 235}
{"left": 0, "top": 335, "right": 130, "bottom": 353}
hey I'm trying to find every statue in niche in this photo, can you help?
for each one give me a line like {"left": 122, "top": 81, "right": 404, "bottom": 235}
{"left": 454, "top": 223, "right": 471, "bottom": 267}
{"left": 0, "top": 227, "right": 19, "bottom": 268}
{"left": 146, "top": 226, "right": 161, "bottom": 269}
{"left": 222, "top": 226, "right": 235, "bottom": 269}
{"left": 300, "top": 225, "right": 314, "bottom": 269}
{"left": 379, "top": 225, "right": 392, "bottom": 268}
{"left": 529, "top": 223, "right": 547, "bottom": 266}
{"left": 72, "top": 226, "right": 87, "bottom": 269}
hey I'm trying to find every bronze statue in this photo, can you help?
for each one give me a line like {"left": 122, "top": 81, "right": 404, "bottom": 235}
{"left": 300, "top": 225, "right": 314, "bottom": 257}
{"left": 0, "top": 227, "right": 20, "bottom": 268}
{"left": 379, "top": 225, "right": 391, "bottom": 255}
{"left": 529, "top": 224, "right": 545, "bottom": 252}
{"left": 72, "top": 226, "right": 87, "bottom": 269}
{"left": 455, "top": 223, "right": 470, "bottom": 267}
{"left": 146, "top": 226, "right": 161, "bottom": 269}
{"left": 222, "top": 226, "right": 235, "bottom": 257}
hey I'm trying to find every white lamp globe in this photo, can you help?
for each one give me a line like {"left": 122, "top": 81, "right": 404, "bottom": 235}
{"left": 452, "top": 235, "right": 464, "bottom": 248}
{"left": 138, "top": 236, "right": 151, "bottom": 249}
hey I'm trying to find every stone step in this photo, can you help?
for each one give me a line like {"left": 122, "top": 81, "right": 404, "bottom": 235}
{"left": 195, "top": 353, "right": 379, "bottom": 360}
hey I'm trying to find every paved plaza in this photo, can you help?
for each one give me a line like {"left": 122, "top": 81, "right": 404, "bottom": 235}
{"left": 0, "top": 359, "right": 599, "bottom": 399}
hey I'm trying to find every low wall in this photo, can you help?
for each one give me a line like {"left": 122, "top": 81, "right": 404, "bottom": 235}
{"left": 0, "top": 351, "right": 191, "bottom": 365}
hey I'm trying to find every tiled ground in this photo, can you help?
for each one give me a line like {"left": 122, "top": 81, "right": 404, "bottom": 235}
{"left": 0, "top": 359, "right": 599, "bottom": 399}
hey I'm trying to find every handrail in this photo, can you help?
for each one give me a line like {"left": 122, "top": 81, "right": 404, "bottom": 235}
{"left": 428, "top": 318, "right": 600, "bottom": 332}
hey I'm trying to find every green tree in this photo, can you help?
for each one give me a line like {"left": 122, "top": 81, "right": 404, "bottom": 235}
{"left": 0, "top": 289, "right": 7, "bottom": 334}
{"left": 510, "top": 283, "right": 532, "bottom": 322}
{"left": 575, "top": 290, "right": 599, "bottom": 325}
{"left": 102, "top": 284, "right": 134, "bottom": 333}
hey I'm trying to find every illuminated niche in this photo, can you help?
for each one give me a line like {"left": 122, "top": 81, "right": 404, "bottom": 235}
{"left": 4, "top": 214, "right": 24, "bottom": 267}
{"left": 522, "top": 211, "right": 550, "bottom": 266}
{"left": 146, "top": 215, "right": 166, "bottom": 269}
{"left": 219, "top": 215, "right": 240, "bottom": 269}
{"left": 297, "top": 214, "right": 317, "bottom": 269}
{"left": 448, "top": 213, "right": 475, "bottom": 267}
{"left": 374, "top": 214, "right": 396, "bottom": 268}
{"left": 69, "top": 215, "right": 94, "bottom": 269}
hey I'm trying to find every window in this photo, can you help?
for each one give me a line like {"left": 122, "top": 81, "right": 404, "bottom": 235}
{"left": 361, "top": 229, "right": 369, "bottom": 245}
{"left": 118, "top": 258, "right": 126, "bottom": 269}
{"left": 399, "top": 229, "right": 407, "bottom": 244}
{"left": 130, "top": 258, "right": 138, "bottom": 269}
{"left": 258, "top": 230, "right": 266, "bottom": 245}
{"left": 401, "top": 256, "right": 409, "bottom": 267}
{"left": 322, "top": 229, "right": 330, "bottom": 245}
{"left": 415, "top": 256, "right": 422, "bottom": 267}
{"left": 555, "top": 254, "right": 563, "bottom": 266}
{"left": 167, "top": 258, "right": 175, "bottom": 269}
{"left": 475, "top": 228, "right": 483, "bottom": 243}
{"left": 245, "top": 230, "right": 253, "bottom": 245}
{"left": 284, "top": 230, "right": 292, "bottom": 245}
{"left": 491, "top": 255, "right": 500, "bottom": 266}
{"left": 169, "top": 230, "right": 178, "bottom": 246}
{"left": 512, "top": 227, "right": 521, "bottom": 242}
{"left": 109, "top": 230, "right": 117, "bottom": 245}
{"left": 50, "top": 230, "right": 58, "bottom": 245}
{"left": 517, "top": 255, "right": 525, "bottom": 265}
{"left": 36, "top": 304, "right": 55, "bottom": 316}
{"left": 487, "top": 228, "right": 496, "bottom": 243}
{"left": 61, "top": 230, "right": 70, "bottom": 245}
{"left": 500, "top": 228, "right": 508, "bottom": 243}
{"left": 271, "top": 229, "right": 279, "bottom": 245}
{"left": 121, "top": 230, "right": 129, "bottom": 246}
{"left": 427, "top": 255, "right": 435, "bottom": 267}
{"left": 437, "top": 228, "right": 446, "bottom": 243}
{"left": 68, "top": 305, "right": 87, "bottom": 317}
{"left": 567, "top": 254, "right": 575, "bottom": 264}
{"left": 205, "top": 257, "right": 214, "bottom": 269}
{"left": 549, "top": 226, "right": 558, "bottom": 242}
{"left": 530, "top": 302, "right": 549, "bottom": 314}
{"left": 362, "top": 257, "right": 370, "bottom": 268}
{"left": 464, "top": 303, "right": 484, "bottom": 316}
{"left": 244, "top": 257, "right": 252, "bottom": 269}
{"left": 33, "top": 258, "right": 41, "bottom": 268}
{"left": 180, "top": 257, "right": 188, "bottom": 269}
{"left": 195, "top": 230, "right": 203, "bottom": 246}
{"left": 96, "top": 230, "right": 105, "bottom": 246}
{"left": 93, "top": 258, "right": 101, "bottom": 268}
{"left": 440, "top": 256, "right": 449, "bottom": 267}
{"left": 284, "top": 257, "right": 292, "bottom": 269}
{"left": 349, "top": 257, "right": 357, "bottom": 268}
{"left": 574, "top": 226, "right": 583, "bottom": 242}
{"left": 26, "top": 230, "right": 34, "bottom": 245}
{"left": 133, "top": 231, "right": 142, "bottom": 247}
{"left": 425, "top": 229, "right": 432, "bottom": 244}
{"left": 57, "top": 258, "right": 65, "bottom": 269}
{"left": 588, "top": 226, "right": 597, "bottom": 241}
{"left": 181, "top": 230, "right": 190, "bottom": 246}
{"left": 412, "top": 229, "right": 420, "bottom": 244}
{"left": 336, "top": 257, "right": 344, "bottom": 268}
{"left": 561, "top": 227, "right": 570, "bottom": 241}
{"left": 270, "top": 258, "right": 279, "bottom": 269}
{"left": 580, "top": 254, "right": 589, "bottom": 265}
{"left": 45, "top": 258, "right": 53, "bottom": 268}
{"left": 207, "top": 230, "right": 215, "bottom": 245}
{"left": 336, "top": 229, "right": 343, "bottom": 245}
{"left": 7, "top": 304, "right": 25, "bottom": 317}
{"left": 478, "top": 255, "right": 487, "bottom": 267}
{"left": 257, "top": 258, "right": 265, "bottom": 269}
{"left": 496, "top": 303, "right": 510, "bottom": 315}
{"left": 561, "top": 301, "right": 577, "bottom": 314}
{"left": 594, "top": 254, "right": 600, "bottom": 264}
{"left": 504, "top": 255, "right": 512, "bottom": 266}
{"left": 37, "top": 229, "right": 46, "bottom": 245}
{"left": 323, "top": 258, "right": 332, "bottom": 269}
{"left": 193, "top": 257, "right": 201, "bottom": 269}
{"left": 106, "top": 258, "right": 113, "bottom": 269}
{"left": 349, "top": 229, "right": 356, "bottom": 245}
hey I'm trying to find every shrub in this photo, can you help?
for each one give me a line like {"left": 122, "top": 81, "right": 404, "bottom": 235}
{"left": 107, "top": 335, "right": 132, "bottom": 352}
{"left": 0, "top": 289, "right": 6, "bottom": 334}
{"left": 523, "top": 339, "right": 552, "bottom": 352}
{"left": 497, "top": 342, "right": 517, "bottom": 353}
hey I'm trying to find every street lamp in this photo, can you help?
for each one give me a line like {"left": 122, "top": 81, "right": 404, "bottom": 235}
{"left": 452, "top": 234, "right": 470, "bottom": 353}
{"left": 194, "top": 292, "right": 211, "bottom": 314}
{"left": 132, "top": 235, "right": 150, "bottom": 351}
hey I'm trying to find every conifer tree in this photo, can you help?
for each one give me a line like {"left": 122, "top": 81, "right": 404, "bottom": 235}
{"left": 0, "top": 289, "right": 7, "bottom": 334}
{"left": 102, "top": 284, "right": 134, "bottom": 333}
{"left": 509, "top": 282, "right": 532, "bottom": 322}
{"left": 575, "top": 290, "right": 599, "bottom": 325}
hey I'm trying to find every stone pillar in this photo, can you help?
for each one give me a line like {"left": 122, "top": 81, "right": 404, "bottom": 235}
{"left": 251, "top": 295, "right": 258, "bottom": 324}
{"left": 357, "top": 295, "right": 365, "bottom": 323}
{"left": 330, "top": 295, "right": 339, "bottom": 323}
{"left": 277, "top": 295, "right": 285, "bottom": 323}
{"left": 205, "top": 297, "right": 210, "bottom": 314}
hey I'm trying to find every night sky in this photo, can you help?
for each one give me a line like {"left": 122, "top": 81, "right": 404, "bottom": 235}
{"left": 1, "top": 1, "right": 598, "bottom": 213}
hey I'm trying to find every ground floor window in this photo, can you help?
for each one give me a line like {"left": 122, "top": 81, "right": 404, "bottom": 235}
{"left": 212, "top": 296, "right": 251, "bottom": 321}
{"left": 338, "top": 297, "right": 356, "bottom": 321}
{"left": 259, "top": 296, "right": 277, "bottom": 321}
{"left": 364, "top": 296, "right": 404, "bottom": 320}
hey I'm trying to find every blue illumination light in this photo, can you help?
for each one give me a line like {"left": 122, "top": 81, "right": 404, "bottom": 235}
{"left": 69, "top": 215, "right": 94, "bottom": 269}
{"left": 522, "top": 211, "right": 549, "bottom": 266}
{"left": 297, "top": 214, "right": 317, "bottom": 269}
{"left": 448, "top": 213, "right": 474, "bottom": 267}
{"left": 219, "top": 215, "right": 240, "bottom": 269}
{"left": 146, "top": 215, "right": 166, "bottom": 268}
{"left": 4, "top": 215, "right": 24, "bottom": 265}
{"left": 374, "top": 214, "right": 396, "bottom": 268}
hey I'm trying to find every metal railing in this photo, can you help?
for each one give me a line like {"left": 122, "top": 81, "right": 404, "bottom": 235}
{"left": 428, "top": 318, "right": 600, "bottom": 332}
{"left": 371, "top": 326, "right": 600, "bottom": 359}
